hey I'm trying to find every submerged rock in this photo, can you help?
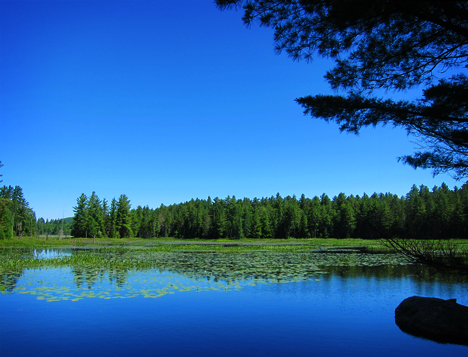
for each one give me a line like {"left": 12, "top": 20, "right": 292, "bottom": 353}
{"left": 395, "top": 296, "right": 468, "bottom": 346}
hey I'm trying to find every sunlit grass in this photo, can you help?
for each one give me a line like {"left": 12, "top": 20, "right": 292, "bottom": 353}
{"left": 1, "top": 238, "right": 464, "bottom": 305}
{"left": 2, "top": 237, "right": 467, "bottom": 260}
{"left": 0, "top": 245, "right": 409, "bottom": 275}
{"left": 0, "top": 236, "right": 389, "bottom": 249}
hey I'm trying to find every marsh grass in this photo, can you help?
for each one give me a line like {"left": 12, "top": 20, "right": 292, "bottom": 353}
{"left": 0, "top": 243, "right": 414, "bottom": 301}
{"left": 0, "top": 245, "right": 409, "bottom": 275}
{"left": 6, "top": 237, "right": 464, "bottom": 284}
{"left": 0, "top": 237, "right": 389, "bottom": 250}
{"left": 2, "top": 237, "right": 464, "bottom": 306}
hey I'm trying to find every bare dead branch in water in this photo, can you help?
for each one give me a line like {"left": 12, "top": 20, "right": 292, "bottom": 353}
{"left": 382, "top": 238, "right": 468, "bottom": 274}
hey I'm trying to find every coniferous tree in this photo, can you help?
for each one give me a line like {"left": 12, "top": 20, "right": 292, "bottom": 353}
{"left": 87, "top": 192, "right": 103, "bottom": 238}
{"left": 307, "top": 196, "right": 321, "bottom": 238}
{"left": 251, "top": 208, "right": 262, "bottom": 238}
{"left": 0, "top": 199, "right": 12, "bottom": 239}
{"left": 211, "top": 197, "right": 227, "bottom": 238}
{"left": 284, "top": 196, "right": 301, "bottom": 237}
{"left": 298, "top": 211, "right": 309, "bottom": 238}
{"left": 242, "top": 198, "right": 253, "bottom": 238}
{"left": 405, "top": 185, "right": 427, "bottom": 239}
{"left": 72, "top": 194, "right": 88, "bottom": 238}
{"left": 159, "top": 204, "right": 171, "bottom": 237}
{"left": 116, "top": 194, "right": 133, "bottom": 238}
{"left": 0, "top": 186, "right": 36, "bottom": 237}
{"left": 68, "top": 185, "right": 468, "bottom": 240}
{"left": 107, "top": 198, "right": 118, "bottom": 238}
{"left": 389, "top": 194, "right": 406, "bottom": 238}
{"left": 154, "top": 210, "right": 161, "bottom": 237}
{"left": 260, "top": 206, "right": 274, "bottom": 238}
{"left": 227, "top": 196, "right": 243, "bottom": 239}
{"left": 88, "top": 216, "right": 99, "bottom": 243}
{"left": 198, "top": 204, "right": 211, "bottom": 238}
{"left": 216, "top": 0, "right": 468, "bottom": 180}
{"left": 101, "top": 198, "right": 109, "bottom": 238}
{"left": 132, "top": 205, "right": 143, "bottom": 238}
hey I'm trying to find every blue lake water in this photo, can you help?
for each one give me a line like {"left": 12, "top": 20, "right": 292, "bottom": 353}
{"left": 1, "top": 251, "right": 467, "bottom": 356}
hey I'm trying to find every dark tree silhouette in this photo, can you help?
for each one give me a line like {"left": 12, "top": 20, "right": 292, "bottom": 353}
{"left": 216, "top": 0, "right": 468, "bottom": 180}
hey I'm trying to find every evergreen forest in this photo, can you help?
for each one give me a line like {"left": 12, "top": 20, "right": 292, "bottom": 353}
{"left": 69, "top": 184, "right": 468, "bottom": 240}
{"left": 0, "top": 185, "right": 37, "bottom": 239}
{"left": 1, "top": 183, "right": 468, "bottom": 240}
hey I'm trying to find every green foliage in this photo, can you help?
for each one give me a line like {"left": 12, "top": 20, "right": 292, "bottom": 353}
{"left": 71, "top": 193, "right": 88, "bottom": 238}
{"left": 0, "top": 247, "right": 409, "bottom": 280}
{"left": 37, "top": 217, "right": 72, "bottom": 236}
{"left": 0, "top": 199, "right": 12, "bottom": 240}
{"left": 0, "top": 246, "right": 418, "bottom": 299}
{"left": 70, "top": 183, "right": 468, "bottom": 239}
{"left": 87, "top": 192, "right": 103, "bottom": 238}
{"left": 0, "top": 185, "right": 36, "bottom": 238}
{"left": 216, "top": 0, "right": 468, "bottom": 179}
{"left": 383, "top": 237, "right": 468, "bottom": 274}
{"left": 296, "top": 84, "right": 468, "bottom": 179}
{"left": 116, "top": 195, "right": 133, "bottom": 238}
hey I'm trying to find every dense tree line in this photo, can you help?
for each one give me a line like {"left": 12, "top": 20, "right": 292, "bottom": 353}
{"left": 0, "top": 185, "right": 36, "bottom": 239}
{"left": 71, "top": 193, "right": 136, "bottom": 239}
{"left": 0, "top": 162, "right": 37, "bottom": 238}
{"left": 1, "top": 182, "right": 466, "bottom": 240}
{"left": 0, "top": 184, "right": 72, "bottom": 239}
{"left": 71, "top": 184, "right": 468, "bottom": 239}
{"left": 37, "top": 218, "right": 73, "bottom": 237}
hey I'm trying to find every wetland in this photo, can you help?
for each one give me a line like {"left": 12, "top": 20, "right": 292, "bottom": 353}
{"left": 1, "top": 241, "right": 467, "bottom": 356}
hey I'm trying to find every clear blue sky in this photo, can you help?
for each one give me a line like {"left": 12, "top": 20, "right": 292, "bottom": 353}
{"left": 1, "top": 0, "right": 460, "bottom": 220}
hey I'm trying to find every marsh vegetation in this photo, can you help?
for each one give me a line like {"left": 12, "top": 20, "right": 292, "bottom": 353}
{"left": 1, "top": 239, "right": 467, "bottom": 357}
{"left": 1, "top": 243, "right": 467, "bottom": 356}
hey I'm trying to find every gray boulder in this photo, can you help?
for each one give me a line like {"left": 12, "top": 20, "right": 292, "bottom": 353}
{"left": 395, "top": 296, "right": 468, "bottom": 345}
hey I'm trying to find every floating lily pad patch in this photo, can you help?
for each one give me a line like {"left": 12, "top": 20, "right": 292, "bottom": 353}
{"left": 1, "top": 249, "right": 411, "bottom": 301}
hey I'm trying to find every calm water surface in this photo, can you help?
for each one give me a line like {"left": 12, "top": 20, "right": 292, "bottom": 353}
{"left": 1, "top": 249, "right": 467, "bottom": 356}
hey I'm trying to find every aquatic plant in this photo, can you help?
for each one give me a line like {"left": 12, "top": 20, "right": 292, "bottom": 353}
{"left": 0, "top": 242, "right": 416, "bottom": 305}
